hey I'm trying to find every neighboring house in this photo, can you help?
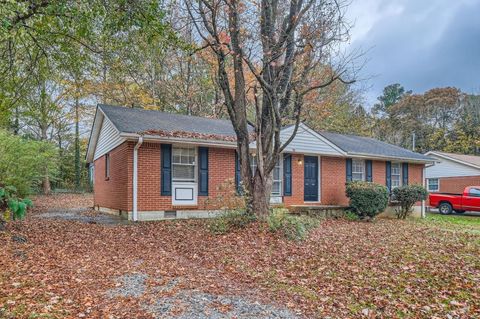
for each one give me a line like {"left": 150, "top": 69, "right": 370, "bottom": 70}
{"left": 86, "top": 104, "right": 433, "bottom": 221}
{"left": 425, "top": 151, "right": 480, "bottom": 193}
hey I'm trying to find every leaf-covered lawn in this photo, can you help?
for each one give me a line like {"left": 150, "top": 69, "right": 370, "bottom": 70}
{"left": 1, "top": 194, "right": 479, "bottom": 318}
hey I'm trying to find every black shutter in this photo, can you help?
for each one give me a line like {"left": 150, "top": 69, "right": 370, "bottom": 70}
{"left": 235, "top": 151, "right": 242, "bottom": 194}
{"left": 366, "top": 160, "right": 373, "bottom": 182}
{"left": 198, "top": 147, "right": 209, "bottom": 196}
{"left": 283, "top": 154, "right": 292, "bottom": 196}
{"left": 346, "top": 158, "right": 353, "bottom": 182}
{"left": 161, "top": 144, "right": 172, "bottom": 195}
{"left": 402, "top": 162, "right": 409, "bottom": 186}
{"left": 386, "top": 161, "right": 392, "bottom": 192}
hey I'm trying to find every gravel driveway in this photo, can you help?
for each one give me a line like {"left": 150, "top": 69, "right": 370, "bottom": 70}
{"left": 107, "top": 273, "right": 301, "bottom": 319}
{"left": 35, "top": 208, "right": 131, "bottom": 225}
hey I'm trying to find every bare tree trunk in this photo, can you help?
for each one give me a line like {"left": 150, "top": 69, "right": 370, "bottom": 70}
{"left": 187, "top": 0, "right": 352, "bottom": 218}
{"left": 74, "top": 92, "right": 81, "bottom": 190}
{"left": 41, "top": 125, "right": 51, "bottom": 195}
{"left": 252, "top": 174, "right": 272, "bottom": 218}
{"left": 13, "top": 106, "right": 19, "bottom": 135}
{"left": 42, "top": 168, "right": 51, "bottom": 195}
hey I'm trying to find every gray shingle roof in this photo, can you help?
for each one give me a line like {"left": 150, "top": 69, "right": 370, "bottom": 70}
{"left": 318, "top": 131, "right": 433, "bottom": 162}
{"left": 99, "top": 104, "right": 239, "bottom": 137}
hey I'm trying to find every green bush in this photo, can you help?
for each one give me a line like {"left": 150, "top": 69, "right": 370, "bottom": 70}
{"left": 0, "top": 185, "right": 33, "bottom": 224}
{"left": 267, "top": 208, "right": 320, "bottom": 241}
{"left": 208, "top": 209, "right": 256, "bottom": 235}
{"left": 0, "top": 130, "right": 58, "bottom": 196}
{"left": 345, "top": 181, "right": 389, "bottom": 220}
{"left": 392, "top": 184, "right": 428, "bottom": 219}
{"left": 344, "top": 210, "right": 360, "bottom": 221}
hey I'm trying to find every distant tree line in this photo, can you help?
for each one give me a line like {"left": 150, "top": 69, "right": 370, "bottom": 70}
{"left": 371, "top": 84, "right": 480, "bottom": 155}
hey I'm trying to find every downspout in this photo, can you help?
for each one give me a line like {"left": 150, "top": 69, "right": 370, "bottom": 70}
{"left": 133, "top": 136, "right": 144, "bottom": 222}
{"left": 421, "top": 162, "right": 435, "bottom": 219}
{"left": 421, "top": 166, "right": 426, "bottom": 219}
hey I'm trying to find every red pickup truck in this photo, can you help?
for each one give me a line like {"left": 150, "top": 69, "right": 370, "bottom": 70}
{"left": 429, "top": 186, "right": 480, "bottom": 214}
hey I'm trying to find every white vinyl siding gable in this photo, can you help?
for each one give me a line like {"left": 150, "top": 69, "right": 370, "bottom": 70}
{"left": 275, "top": 124, "right": 344, "bottom": 156}
{"left": 425, "top": 155, "right": 480, "bottom": 178}
{"left": 93, "top": 116, "right": 125, "bottom": 161}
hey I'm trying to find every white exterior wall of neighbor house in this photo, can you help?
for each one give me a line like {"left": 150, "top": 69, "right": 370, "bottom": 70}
{"left": 425, "top": 154, "right": 480, "bottom": 178}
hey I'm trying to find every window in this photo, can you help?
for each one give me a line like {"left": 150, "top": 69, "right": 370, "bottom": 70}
{"left": 272, "top": 159, "right": 282, "bottom": 196}
{"left": 250, "top": 155, "right": 282, "bottom": 196}
{"left": 172, "top": 147, "right": 196, "bottom": 182}
{"left": 469, "top": 188, "right": 480, "bottom": 197}
{"left": 105, "top": 153, "right": 110, "bottom": 180}
{"left": 391, "top": 163, "right": 402, "bottom": 189}
{"left": 352, "top": 159, "right": 365, "bottom": 181}
{"left": 427, "top": 178, "right": 439, "bottom": 192}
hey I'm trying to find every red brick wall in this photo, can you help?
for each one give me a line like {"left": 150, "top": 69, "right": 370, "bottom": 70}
{"left": 409, "top": 164, "right": 424, "bottom": 185}
{"left": 283, "top": 154, "right": 305, "bottom": 206}
{"left": 372, "top": 160, "right": 386, "bottom": 184}
{"left": 136, "top": 144, "right": 236, "bottom": 211}
{"left": 94, "top": 142, "right": 426, "bottom": 211}
{"left": 321, "top": 156, "right": 348, "bottom": 205}
{"left": 283, "top": 158, "right": 425, "bottom": 207}
{"left": 436, "top": 176, "right": 480, "bottom": 194}
{"left": 94, "top": 142, "right": 132, "bottom": 211}
{"left": 94, "top": 142, "right": 237, "bottom": 212}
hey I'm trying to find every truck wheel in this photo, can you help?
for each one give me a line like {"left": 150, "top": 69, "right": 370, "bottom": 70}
{"left": 439, "top": 202, "right": 453, "bottom": 215}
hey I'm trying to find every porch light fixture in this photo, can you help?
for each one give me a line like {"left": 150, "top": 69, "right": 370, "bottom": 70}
{"left": 298, "top": 158, "right": 303, "bottom": 165}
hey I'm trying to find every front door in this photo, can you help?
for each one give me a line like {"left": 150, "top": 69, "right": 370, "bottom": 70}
{"left": 304, "top": 156, "right": 318, "bottom": 202}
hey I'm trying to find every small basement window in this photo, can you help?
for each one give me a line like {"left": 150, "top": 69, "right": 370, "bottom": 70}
{"left": 164, "top": 211, "right": 177, "bottom": 218}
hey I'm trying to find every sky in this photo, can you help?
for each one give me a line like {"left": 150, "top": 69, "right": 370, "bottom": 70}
{"left": 346, "top": 0, "right": 480, "bottom": 108}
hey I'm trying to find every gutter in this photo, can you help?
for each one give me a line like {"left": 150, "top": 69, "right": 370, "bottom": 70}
{"left": 120, "top": 133, "right": 237, "bottom": 149}
{"left": 346, "top": 152, "right": 435, "bottom": 164}
{"left": 133, "top": 136, "right": 144, "bottom": 222}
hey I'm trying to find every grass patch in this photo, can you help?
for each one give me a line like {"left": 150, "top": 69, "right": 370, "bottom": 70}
{"left": 420, "top": 213, "right": 480, "bottom": 233}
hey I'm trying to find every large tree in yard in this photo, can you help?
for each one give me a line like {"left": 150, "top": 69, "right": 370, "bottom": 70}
{"left": 186, "top": 0, "right": 355, "bottom": 217}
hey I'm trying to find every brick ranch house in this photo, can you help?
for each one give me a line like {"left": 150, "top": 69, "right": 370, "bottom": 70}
{"left": 425, "top": 151, "right": 480, "bottom": 193}
{"left": 86, "top": 104, "right": 434, "bottom": 221}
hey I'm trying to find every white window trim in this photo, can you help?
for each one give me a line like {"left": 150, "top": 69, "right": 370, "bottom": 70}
{"left": 272, "top": 155, "right": 283, "bottom": 197}
{"left": 352, "top": 159, "right": 365, "bottom": 181}
{"left": 391, "top": 162, "right": 402, "bottom": 189}
{"left": 250, "top": 154, "right": 283, "bottom": 198}
{"left": 427, "top": 178, "right": 440, "bottom": 192}
{"left": 172, "top": 145, "right": 198, "bottom": 183}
